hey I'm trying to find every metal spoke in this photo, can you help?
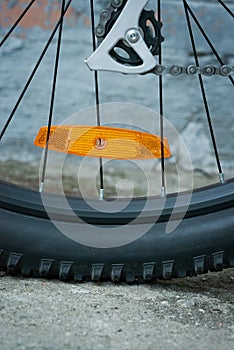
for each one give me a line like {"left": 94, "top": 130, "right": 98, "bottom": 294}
{"left": 217, "top": 0, "right": 234, "bottom": 18}
{"left": 185, "top": 1, "right": 234, "bottom": 86}
{"left": 40, "top": 0, "right": 66, "bottom": 192}
{"left": 183, "top": 0, "right": 225, "bottom": 184}
{"left": 157, "top": 0, "right": 166, "bottom": 197}
{"left": 90, "top": 0, "right": 104, "bottom": 200}
{"left": 0, "top": 0, "right": 37, "bottom": 47}
{"left": 0, "top": 0, "right": 73, "bottom": 142}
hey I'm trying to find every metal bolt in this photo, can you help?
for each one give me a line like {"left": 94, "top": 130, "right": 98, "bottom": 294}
{"left": 220, "top": 65, "right": 232, "bottom": 76}
{"left": 95, "top": 138, "right": 107, "bottom": 150}
{"left": 186, "top": 65, "right": 198, "bottom": 75}
{"left": 170, "top": 65, "right": 183, "bottom": 76}
{"left": 100, "top": 10, "right": 111, "bottom": 21}
{"left": 95, "top": 25, "right": 105, "bottom": 37}
{"left": 203, "top": 66, "right": 215, "bottom": 76}
{"left": 154, "top": 65, "right": 166, "bottom": 75}
{"left": 126, "top": 28, "right": 140, "bottom": 44}
{"left": 111, "top": 0, "right": 123, "bottom": 8}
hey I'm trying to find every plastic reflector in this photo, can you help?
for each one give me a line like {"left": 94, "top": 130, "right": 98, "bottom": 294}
{"left": 34, "top": 125, "right": 171, "bottom": 160}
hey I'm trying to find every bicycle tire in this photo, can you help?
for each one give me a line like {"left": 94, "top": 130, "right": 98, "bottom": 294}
{"left": 0, "top": 179, "right": 233, "bottom": 282}
{"left": 0, "top": 1, "right": 234, "bottom": 283}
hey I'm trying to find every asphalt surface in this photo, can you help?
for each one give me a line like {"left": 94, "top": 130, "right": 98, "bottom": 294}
{"left": 0, "top": 269, "right": 233, "bottom": 350}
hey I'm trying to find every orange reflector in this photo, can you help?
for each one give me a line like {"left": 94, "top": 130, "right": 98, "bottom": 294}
{"left": 34, "top": 125, "right": 171, "bottom": 160}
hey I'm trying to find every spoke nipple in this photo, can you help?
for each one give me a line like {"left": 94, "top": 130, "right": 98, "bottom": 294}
{"left": 39, "top": 182, "right": 44, "bottom": 193}
{"left": 219, "top": 173, "right": 225, "bottom": 184}
{"left": 99, "top": 188, "right": 104, "bottom": 200}
{"left": 161, "top": 186, "right": 167, "bottom": 198}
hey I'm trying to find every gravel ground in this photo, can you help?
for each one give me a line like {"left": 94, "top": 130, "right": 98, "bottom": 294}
{"left": 0, "top": 269, "right": 233, "bottom": 350}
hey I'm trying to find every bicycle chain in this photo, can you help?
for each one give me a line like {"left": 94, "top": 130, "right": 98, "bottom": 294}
{"left": 95, "top": 1, "right": 233, "bottom": 77}
{"left": 95, "top": 0, "right": 126, "bottom": 42}
{"left": 152, "top": 64, "right": 233, "bottom": 76}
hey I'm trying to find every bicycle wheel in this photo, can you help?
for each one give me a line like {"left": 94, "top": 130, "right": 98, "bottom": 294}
{"left": 0, "top": 0, "right": 233, "bottom": 282}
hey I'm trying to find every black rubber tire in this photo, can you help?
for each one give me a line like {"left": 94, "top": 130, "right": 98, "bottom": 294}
{"left": 0, "top": 179, "right": 233, "bottom": 282}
